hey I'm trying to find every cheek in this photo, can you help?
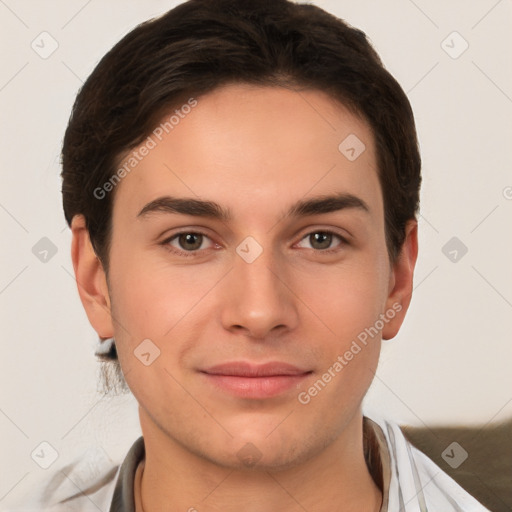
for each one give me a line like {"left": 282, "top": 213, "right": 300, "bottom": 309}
{"left": 294, "top": 265, "right": 384, "bottom": 414}
{"left": 291, "top": 258, "right": 389, "bottom": 342}
{"left": 108, "top": 250, "right": 219, "bottom": 338}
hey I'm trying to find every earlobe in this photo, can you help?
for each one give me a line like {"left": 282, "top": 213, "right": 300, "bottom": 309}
{"left": 382, "top": 220, "right": 418, "bottom": 340}
{"left": 70, "top": 215, "right": 114, "bottom": 339}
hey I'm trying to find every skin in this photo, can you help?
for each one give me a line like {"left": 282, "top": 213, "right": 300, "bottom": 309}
{"left": 71, "top": 84, "right": 418, "bottom": 512}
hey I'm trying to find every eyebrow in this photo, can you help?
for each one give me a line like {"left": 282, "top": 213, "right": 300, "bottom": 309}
{"left": 137, "top": 193, "right": 369, "bottom": 221}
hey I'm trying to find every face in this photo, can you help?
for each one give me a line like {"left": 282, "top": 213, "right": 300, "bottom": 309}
{"left": 78, "top": 84, "right": 415, "bottom": 470}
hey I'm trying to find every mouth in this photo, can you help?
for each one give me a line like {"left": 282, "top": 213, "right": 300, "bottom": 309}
{"left": 199, "top": 361, "right": 313, "bottom": 399}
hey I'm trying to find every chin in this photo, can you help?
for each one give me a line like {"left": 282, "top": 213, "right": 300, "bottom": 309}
{"left": 208, "top": 427, "right": 314, "bottom": 472}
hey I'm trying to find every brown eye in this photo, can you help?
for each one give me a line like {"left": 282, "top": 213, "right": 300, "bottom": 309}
{"left": 162, "top": 230, "right": 218, "bottom": 257}
{"left": 309, "top": 232, "right": 333, "bottom": 250}
{"left": 177, "top": 233, "right": 204, "bottom": 251}
{"left": 296, "top": 230, "right": 346, "bottom": 252}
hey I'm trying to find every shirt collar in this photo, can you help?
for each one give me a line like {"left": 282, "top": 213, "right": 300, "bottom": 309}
{"left": 110, "top": 435, "right": 144, "bottom": 512}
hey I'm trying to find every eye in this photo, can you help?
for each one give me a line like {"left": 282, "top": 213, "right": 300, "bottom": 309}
{"left": 296, "top": 231, "right": 346, "bottom": 251}
{"left": 163, "top": 231, "right": 215, "bottom": 254}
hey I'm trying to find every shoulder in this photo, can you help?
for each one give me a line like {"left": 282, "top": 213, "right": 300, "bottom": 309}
{"left": 365, "top": 414, "right": 491, "bottom": 512}
{"left": 3, "top": 444, "right": 121, "bottom": 511}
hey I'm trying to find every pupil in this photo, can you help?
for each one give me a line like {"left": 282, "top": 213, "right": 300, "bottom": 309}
{"left": 311, "top": 232, "right": 332, "bottom": 250}
{"left": 180, "top": 233, "right": 202, "bottom": 250}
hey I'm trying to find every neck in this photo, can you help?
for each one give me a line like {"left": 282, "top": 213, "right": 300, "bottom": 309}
{"left": 137, "top": 410, "right": 382, "bottom": 512}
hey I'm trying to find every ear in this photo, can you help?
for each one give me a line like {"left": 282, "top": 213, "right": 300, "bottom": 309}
{"left": 70, "top": 215, "right": 114, "bottom": 339}
{"left": 382, "top": 219, "right": 418, "bottom": 340}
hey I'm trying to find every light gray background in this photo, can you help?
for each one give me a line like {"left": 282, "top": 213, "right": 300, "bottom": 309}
{"left": 1, "top": 0, "right": 511, "bottom": 505}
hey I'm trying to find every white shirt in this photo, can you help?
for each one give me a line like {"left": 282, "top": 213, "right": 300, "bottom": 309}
{"left": 2, "top": 415, "right": 490, "bottom": 511}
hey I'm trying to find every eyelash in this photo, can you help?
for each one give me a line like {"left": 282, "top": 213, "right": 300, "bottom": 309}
{"left": 160, "top": 229, "right": 349, "bottom": 257}
{"left": 161, "top": 230, "right": 215, "bottom": 258}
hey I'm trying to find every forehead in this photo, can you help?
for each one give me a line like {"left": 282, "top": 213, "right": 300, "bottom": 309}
{"left": 112, "top": 84, "right": 382, "bottom": 226}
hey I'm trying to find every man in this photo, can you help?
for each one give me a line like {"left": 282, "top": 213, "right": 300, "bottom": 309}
{"left": 15, "top": 0, "right": 490, "bottom": 510}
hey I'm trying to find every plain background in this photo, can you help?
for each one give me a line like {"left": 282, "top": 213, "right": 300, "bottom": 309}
{"left": 1, "top": 0, "right": 511, "bottom": 505}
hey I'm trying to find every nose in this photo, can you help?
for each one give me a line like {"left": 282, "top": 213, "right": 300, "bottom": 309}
{"left": 219, "top": 247, "right": 299, "bottom": 340}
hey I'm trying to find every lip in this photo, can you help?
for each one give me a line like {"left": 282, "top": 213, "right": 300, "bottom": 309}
{"left": 200, "top": 362, "right": 312, "bottom": 399}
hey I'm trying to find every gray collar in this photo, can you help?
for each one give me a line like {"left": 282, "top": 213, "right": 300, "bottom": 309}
{"left": 110, "top": 436, "right": 145, "bottom": 512}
